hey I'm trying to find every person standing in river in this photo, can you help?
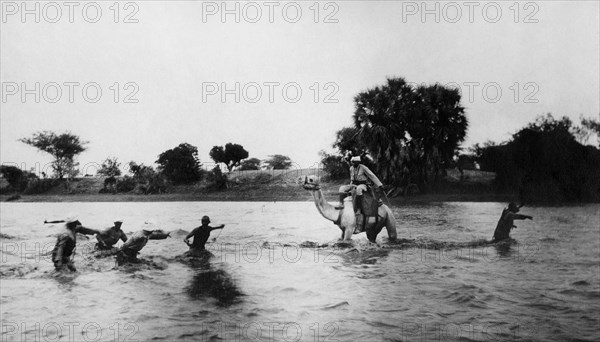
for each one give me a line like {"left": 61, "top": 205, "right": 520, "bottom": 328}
{"left": 492, "top": 202, "right": 533, "bottom": 242}
{"left": 95, "top": 220, "right": 128, "bottom": 250}
{"left": 116, "top": 220, "right": 171, "bottom": 264}
{"left": 183, "top": 216, "right": 225, "bottom": 255}
{"left": 52, "top": 216, "right": 101, "bottom": 272}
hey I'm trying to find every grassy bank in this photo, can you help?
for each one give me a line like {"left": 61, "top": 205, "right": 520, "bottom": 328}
{"left": 1, "top": 169, "right": 514, "bottom": 203}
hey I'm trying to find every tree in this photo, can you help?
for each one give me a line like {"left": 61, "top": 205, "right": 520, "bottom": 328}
{"left": 156, "top": 143, "right": 203, "bottom": 184}
{"left": 98, "top": 157, "right": 122, "bottom": 177}
{"left": 97, "top": 157, "right": 121, "bottom": 193}
{"left": 476, "top": 114, "right": 600, "bottom": 202}
{"left": 128, "top": 162, "right": 167, "bottom": 194}
{"left": 206, "top": 165, "right": 228, "bottom": 190}
{"left": 239, "top": 157, "right": 261, "bottom": 170}
{"left": 574, "top": 116, "right": 600, "bottom": 147}
{"left": 0, "top": 165, "right": 36, "bottom": 192}
{"left": 333, "top": 127, "right": 367, "bottom": 156}
{"left": 264, "top": 154, "right": 292, "bottom": 169}
{"left": 209, "top": 143, "right": 249, "bottom": 172}
{"left": 352, "top": 77, "right": 468, "bottom": 191}
{"left": 20, "top": 131, "right": 88, "bottom": 179}
{"left": 319, "top": 151, "right": 348, "bottom": 180}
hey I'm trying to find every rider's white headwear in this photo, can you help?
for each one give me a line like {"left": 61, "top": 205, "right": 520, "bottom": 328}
{"left": 351, "top": 156, "right": 361, "bottom": 162}
{"left": 65, "top": 214, "right": 78, "bottom": 224}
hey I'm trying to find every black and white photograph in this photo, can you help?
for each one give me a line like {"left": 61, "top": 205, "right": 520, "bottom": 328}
{"left": 1, "top": 1, "right": 599, "bottom": 341}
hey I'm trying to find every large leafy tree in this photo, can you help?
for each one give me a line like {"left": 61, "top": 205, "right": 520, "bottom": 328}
{"left": 156, "top": 143, "right": 203, "bottom": 184}
{"left": 352, "top": 77, "right": 468, "bottom": 191}
{"left": 353, "top": 77, "right": 419, "bottom": 185}
{"left": 209, "top": 143, "right": 249, "bottom": 172}
{"left": 476, "top": 114, "right": 600, "bottom": 202}
{"left": 20, "top": 131, "right": 88, "bottom": 179}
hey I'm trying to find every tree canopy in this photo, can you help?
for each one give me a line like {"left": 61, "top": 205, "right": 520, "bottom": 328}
{"left": 264, "top": 154, "right": 292, "bottom": 170}
{"left": 97, "top": 157, "right": 122, "bottom": 178}
{"left": 476, "top": 114, "right": 600, "bottom": 202}
{"left": 337, "top": 77, "right": 468, "bottom": 191}
{"left": 20, "top": 131, "right": 88, "bottom": 179}
{"left": 156, "top": 143, "right": 203, "bottom": 184}
{"left": 240, "top": 157, "right": 261, "bottom": 170}
{"left": 209, "top": 143, "right": 249, "bottom": 171}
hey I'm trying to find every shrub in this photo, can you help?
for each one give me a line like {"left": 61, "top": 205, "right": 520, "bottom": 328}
{"left": 116, "top": 176, "right": 137, "bottom": 193}
{"left": 0, "top": 165, "right": 35, "bottom": 192}
{"left": 24, "top": 179, "right": 58, "bottom": 194}
{"left": 319, "top": 152, "right": 348, "bottom": 180}
{"left": 206, "top": 166, "right": 228, "bottom": 190}
{"left": 239, "top": 158, "right": 261, "bottom": 171}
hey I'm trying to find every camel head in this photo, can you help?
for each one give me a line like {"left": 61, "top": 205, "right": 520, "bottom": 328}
{"left": 299, "top": 175, "right": 321, "bottom": 191}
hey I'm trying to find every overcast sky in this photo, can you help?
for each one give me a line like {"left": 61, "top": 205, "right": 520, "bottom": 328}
{"left": 1, "top": 1, "right": 598, "bottom": 175}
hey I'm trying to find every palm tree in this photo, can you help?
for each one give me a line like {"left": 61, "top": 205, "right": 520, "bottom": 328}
{"left": 350, "top": 78, "right": 468, "bottom": 192}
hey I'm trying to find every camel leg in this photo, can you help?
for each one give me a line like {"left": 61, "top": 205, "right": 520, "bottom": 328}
{"left": 343, "top": 223, "right": 354, "bottom": 241}
{"left": 366, "top": 218, "right": 384, "bottom": 243}
{"left": 385, "top": 209, "right": 398, "bottom": 240}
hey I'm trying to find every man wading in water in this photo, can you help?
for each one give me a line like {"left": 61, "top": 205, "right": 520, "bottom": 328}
{"left": 492, "top": 202, "right": 533, "bottom": 242}
{"left": 52, "top": 216, "right": 100, "bottom": 272}
{"left": 116, "top": 220, "right": 171, "bottom": 265}
{"left": 96, "top": 220, "right": 128, "bottom": 250}
{"left": 183, "top": 216, "right": 225, "bottom": 256}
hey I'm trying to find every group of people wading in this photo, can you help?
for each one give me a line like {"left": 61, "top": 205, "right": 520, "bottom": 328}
{"left": 48, "top": 215, "right": 224, "bottom": 272}
{"left": 48, "top": 152, "right": 532, "bottom": 273}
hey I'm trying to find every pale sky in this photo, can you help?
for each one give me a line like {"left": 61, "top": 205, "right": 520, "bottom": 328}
{"left": 1, "top": 1, "right": 599, "bottom": 175}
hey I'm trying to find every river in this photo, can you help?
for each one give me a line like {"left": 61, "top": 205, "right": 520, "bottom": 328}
{"left": 1, "top": 201, "right": 598, "bottom": 341}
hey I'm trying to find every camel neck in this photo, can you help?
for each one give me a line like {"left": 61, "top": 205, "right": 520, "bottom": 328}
{"left": 311, "top": 189, "right": 340, "bottom": 222}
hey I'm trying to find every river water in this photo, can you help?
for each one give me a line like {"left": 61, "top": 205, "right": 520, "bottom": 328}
{"left": 1, "top": 201, "right": 598, "bottom": 342}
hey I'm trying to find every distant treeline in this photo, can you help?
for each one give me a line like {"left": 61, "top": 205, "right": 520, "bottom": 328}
{"left": 1, "top": 132, "right": 296, "bottom": 195}
{"left": 474, "top": 114, "right": 600, "bottom": 203}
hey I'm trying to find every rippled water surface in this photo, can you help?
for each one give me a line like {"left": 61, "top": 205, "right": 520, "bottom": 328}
{"left": 1, "top": 201, "right": 599, "bottom": 341}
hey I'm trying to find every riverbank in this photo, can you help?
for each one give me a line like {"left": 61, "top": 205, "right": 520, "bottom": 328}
{"left": 0, "top": 168, "right": 518, "bottom": 203}
{"left": 0, "top": 190, "right": 514, "bottom": 203}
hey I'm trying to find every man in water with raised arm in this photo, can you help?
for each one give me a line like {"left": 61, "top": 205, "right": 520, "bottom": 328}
{"left": 116, "top": 219, "right": 171, "bottom": 264}
{"left": 96, "top": 220, "right": 128, "bottom": 250}
{"left": 184, "top": 216, "right": 225, "bottom": 256}
{"left": 492, "top": 202, "right": 533, "bottom": 242}
{"left": 51, "top": 216, "right": 101, "bottom": 272}
{"left": 336, "top": 155, "right": 384, "bottom": 213}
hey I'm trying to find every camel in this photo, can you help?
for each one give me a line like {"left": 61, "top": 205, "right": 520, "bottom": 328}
{"left": 301, "top": 175, "right": 398, "bottom": 243}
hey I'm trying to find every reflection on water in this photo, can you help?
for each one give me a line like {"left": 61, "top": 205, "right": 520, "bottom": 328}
{"left": 187, "top": 267, "right": 243, "bottom": 307}
{"left": 1, "top": 202, "right": 599, "bottom": 342}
